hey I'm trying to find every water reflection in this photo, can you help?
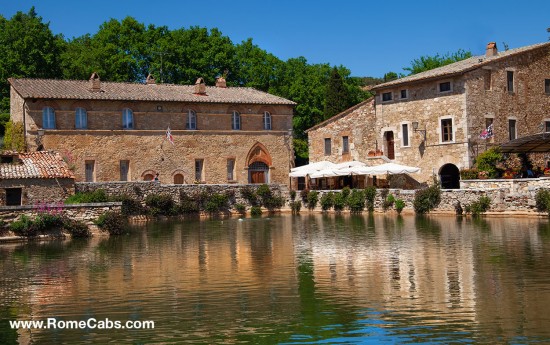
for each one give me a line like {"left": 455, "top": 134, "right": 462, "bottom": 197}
{"left": 0, "top": 215, "right": 549, "bottom": 344}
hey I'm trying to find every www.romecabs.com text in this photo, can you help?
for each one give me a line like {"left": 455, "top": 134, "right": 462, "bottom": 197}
{"left": 10, "top": 318, "right": 155, "bottom": 330}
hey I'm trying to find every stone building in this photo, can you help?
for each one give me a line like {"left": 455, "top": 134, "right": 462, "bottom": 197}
{"left": 0, "top": 151, "right": 75, "bottom": 206}
{"left": 308, "top": 41, "right": 550, "bottom": 188}
{"left": 9, "top": 75, "right": 295, "bottom": 185}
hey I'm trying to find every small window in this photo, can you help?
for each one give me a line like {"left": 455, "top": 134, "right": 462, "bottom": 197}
{"left": 231, "top": 111, "right": 241, "bottom": 130}
{"left": 485, "top": 118, "right": 494, "bottom": 128}
{"left": 441, "top": 118, "right": 453, "bottom": 142}
{"left": 120, "top": 160, "right": 129, "bottom": 181}
{"left": 75, "top": 107, "right": 87, "bottom": 129}
{"left": 545, "top": 79, "right": 550, "bottom": 95}
{"left": 174, "top": 173, "right": 184, "bottom": 184}
{"left": 227, "top": 159, "right": 235, "bottom": 181}
{"left": 42, "top": 107, "right": 56, "bottom": 129}
{"left": 122, "top": 108, "right": 134, "bottom": 129}
{"left": 1, "top": 155, "right": 14, "bottom": 163}
{"left": 382, "top": 92, "right": 392, "bottom": 102}
{"left": 439, "top": 81, "right": 451, "bottom": 93}
{"left": 324, "top": 138, "right": 331, "bottom": 155}
{"left": 545, "top": 121, "right": 550, "bottom": 133}
{"left": 400, "top": 90, "right": 408, "bottom": 99}
{"left": 195, "top": 159, "right": 204, "bottom": 182}
{"left": 263, "top": 111, "right": 272, "bottom": 130}
{"left": 85, "top": 160, "right": 95, "bottom": 182}
{"left": 484, "top": 70, "right": 492, "bottom": 91}
{"left": 509, "top": 119, "right": 517, "bottom": 140}
{"left": 5, "top": 188, "right": 22, "bottom": 206}
{"left": 402, "top": 123, "right": 409, "bottom": 147}
{"left": 186, "top": 110, "right": 197, "bottom": 130}
{"left": 507, "top": 71, "right": 514, "bottom": 92}
{"left": 342, "top": 136, "right": 349, "bottom": 154}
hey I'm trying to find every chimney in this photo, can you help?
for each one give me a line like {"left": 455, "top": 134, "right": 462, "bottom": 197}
{"left": 146, "top": 74, "right": 156, "bottom": 85}
{"left": 194, "top": 77, "right": 206, "bottom": 95}
{"left": 89, "top": 72, "right": 101, "bottom": 92}
{"left": 216, "top": 76, "right": 227, "bottom": 88}
{"left": 486, "top": 42, "right": 498, "bottom": 57}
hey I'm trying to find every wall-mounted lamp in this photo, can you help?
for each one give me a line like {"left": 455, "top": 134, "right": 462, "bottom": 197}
{"left": 412, "top": 121, "right": 426, "bottom": 141}
{"left": 35, "top": 129, "right": 45, "bottom": 151}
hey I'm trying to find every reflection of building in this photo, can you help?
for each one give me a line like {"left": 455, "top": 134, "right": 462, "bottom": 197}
{"left": 9, "top": 74, "right": 295, "bottom": 184}
{"left": 0, "top": 151, "right": 74, "bottom": 205}
{"left": 307, "top": 42, "right": 550, "bottom": 188}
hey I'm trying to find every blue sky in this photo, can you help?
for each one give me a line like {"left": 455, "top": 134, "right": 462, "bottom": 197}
{"left": 2, "top": 0, "right": 549, "bottom": 78}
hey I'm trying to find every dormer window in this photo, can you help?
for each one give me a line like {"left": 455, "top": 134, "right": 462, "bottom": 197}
{"left": 439, "top": 81, "right": 452, "bottom": 93}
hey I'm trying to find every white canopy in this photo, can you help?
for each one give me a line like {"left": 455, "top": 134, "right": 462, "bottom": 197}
{"left": 289, "top": 161, "right": 337, "bottom": 177}
{"left": 367, "top": 162, "right": 420, "bottom": 175}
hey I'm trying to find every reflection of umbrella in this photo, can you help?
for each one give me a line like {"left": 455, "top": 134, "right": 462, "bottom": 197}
{"left": 367, "top": 163, "right": 420, "bottom": 175}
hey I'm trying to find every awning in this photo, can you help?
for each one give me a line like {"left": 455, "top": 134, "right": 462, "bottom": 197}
{"left": 500, "top": 133, "right": 550, "bottom": 153}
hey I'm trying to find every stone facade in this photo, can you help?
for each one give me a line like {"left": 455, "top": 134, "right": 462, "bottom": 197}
{"left": 9, "top": 76, "right": 295, "bottom": 185}
{"left": 0, "top": 178, "right": 74, "bottom": 206}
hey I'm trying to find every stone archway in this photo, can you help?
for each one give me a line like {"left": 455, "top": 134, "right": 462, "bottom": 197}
{"left": 439, "top": 163, "right": 460, "bottom": 189}
{"left": 246, "top": 143, "right": 272, "bottom": 184}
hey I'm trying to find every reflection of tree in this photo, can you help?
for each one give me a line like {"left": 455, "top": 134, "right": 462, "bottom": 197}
{"left": 0, "top": 306, "right": 18, "bottom": 345}
{"left": 414, "top": 215, "right": 442, "bottom": 241}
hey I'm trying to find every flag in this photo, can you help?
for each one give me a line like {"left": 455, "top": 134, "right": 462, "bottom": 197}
{"left": 479, "top": 123, "right": 494, "bottom": 139}
{"left": 166, "top": 127, "right": 174, "bottom": 145}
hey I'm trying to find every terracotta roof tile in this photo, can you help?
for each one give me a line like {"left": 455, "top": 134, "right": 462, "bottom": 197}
{"left": 0, "top": 151, "right": 75, "bottom": 179}
{"left": 373, "top": 42, "right": 550, "bottom": 90}
{"left": 8, "top": 78, "right": 296, "bottom": 106}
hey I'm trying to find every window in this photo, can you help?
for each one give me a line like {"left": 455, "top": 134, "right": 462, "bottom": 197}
{"left": 400, "top": 89, "right": 408, "bottom": 99}
{"left": 507, "top": 71, "right": 514, "bottom": 92}
{"left": 545, "top": 121, "right": 550, "bottom": 133}
{"left": 402, "top": 123, "right": 409, "bottom": 147}
{"left": 42, "top": 107, "right": 56, "bottom": 129}
{"left": 484, "top": 70, "right": 492, "bottom": 91}
{"left": 485, "top": 117, "right": 494, "bottom": 128}
{"left": 227, "top": 158, "right": 235, "bottom": 181}
{"left": 324, "top": 138, "right": 331, "bottom": 155}
{"left": 441, "top": 118, "right": 453, "bottom": 142}
{"left": 75, "top": 107, "right": 87, "bottom": 129}
{"left": 382, "top": 92, "right": 392, "bottom": 102}
{"left": 439, "top": 81, "right": 451, "bottom": 93}
{"left": 509, "top": 119, "right": 517, "bottom": 140}
{"left": 263, "top": 111, "right": 272, "bottom": 130}
{"left": 5, "top": 188, "right": 22, "bottom": 206}
{"left": 85, "top": 160, "right": 95, "bottom": 182}
{"left": 195, "top": 159, "right": 204, "bottom": 182}
{"left": 174, "top": 173, "right": 184, "bottom": 184}
{"left": 231, "top": 111, "right": 241, "bottom": 130}
{"left": 545, "top": 79, "right": 550, "bottom": 95}
{"left": 186, "top": 110, "right": 197, "bottom": 130}
{"left": 120, "top": 160, "right": 129, "bottom": 181}
{"left": 122, "top": 108, "right": 134, "bottom": 129}
{"left": 342, "top": 136, "right": 349, "bottom": 154}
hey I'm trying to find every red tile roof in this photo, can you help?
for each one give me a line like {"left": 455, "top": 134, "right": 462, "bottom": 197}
{"left": 8, "top": 78, "right": 297, "bottom": 106}
{"left": 0, "top": 151, "right": 75, "bottom": 179}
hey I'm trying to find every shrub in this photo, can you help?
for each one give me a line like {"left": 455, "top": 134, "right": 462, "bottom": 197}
{"left": 145, "top": 193, "right": 175, "bottom": 216}
{"left": 300, "top": 189, "right": 309, "bottom": 203}
{"left": 65, "top": 189, "right": 109, "bottom": 204}
{"left": 289, "top": 190, "right": 297, "bottom": 202}
{"left": 476, "top": 148, "right": 503, "bottom": 179}
{"left": 333, "top": 192, "right": 346, "bottom": 212}
{"left": 234, "top": 203, "right": 246, "bottom": 215}
{"left": 34, "top": 213, "right": 64, "bottom": 232}
{"left": 320, "top": 192, "right": 335, "bottom": 211}
{"left": 63, "top": 218, "right": 91, "bottom": 238}
{"left": 364, "top": 186, "right": 377, "bottom": 212}
{"left": 290, "top": 201, "right": 302, "bottom": 214}
{"left": 204, "top": 193, "right": 229, "bottom": 214}
{"left": 468, "top": 196, "right": 491, "bottom": 216}
{"left": 395, "top": 199, "right": 405, "bottom": 214}
{"left": 348, "top": 189, "right": 366, "bottom": 213}
{"left": 256, "top": 184, "right": 272, "bottom": 201}
{"left": 95, "top": 211, "right": 127, "bottom": 235}
{"left": 10, "top": 215, "right": 37, "bottom": 237}
{"left": 536, "top": 189, "right": 550, "bottom": 215}
{"left": 413, "top": 184, "right": 441, "bottom": 214}
{"left": 264, "top": 194, "right": 285, "bottom": 211}
{"left": 341, "top": 187, "right": 351, "bottom": 200}
{"left": 240, "top": 186, "right": 258, "bottom": 206}
{"left": 179, "top": 191, "right": 200, "bottom": 214}
{"left": 306, "top": 190, "right": 319, "bottom": 210}
{"left": 460, "top": 168, "right": 479, "bottom": 180}
{"left": 250, "top": 206, "right": 262, "bottom": 216}
{"left": 118, "top": 195, "right": 145, "bottom": 216}
{"left": 382, "top": 193, "right": 395, "bottom": 211}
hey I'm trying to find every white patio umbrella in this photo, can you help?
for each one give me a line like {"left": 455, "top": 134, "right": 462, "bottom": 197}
{"left": 367, "top": 162, "right": 420, "bottom": 175}
{"left": 289, "top": 161, "right": 337, "bottom": 177}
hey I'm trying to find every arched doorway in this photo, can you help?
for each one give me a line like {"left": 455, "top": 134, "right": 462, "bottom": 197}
{"left": 384, "top": 131, "right": 395, "bottom": 160}
{"left": 440, "top": 163, "right": 460, "bottom": 189}
{"left": 249, "top": 161, "right": 269, "bottom": 184}
{"left": 246, "top": 142, "right": 273, "bottom": 184}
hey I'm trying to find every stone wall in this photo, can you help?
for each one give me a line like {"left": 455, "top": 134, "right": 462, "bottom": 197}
{"left": 0, "top": 202, "right": 121, "bottom": 224}
{"left": 0, "top": 178, "right": 74, "bottom": 206}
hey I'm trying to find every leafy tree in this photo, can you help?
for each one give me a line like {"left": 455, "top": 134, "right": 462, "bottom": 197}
{"left": 403, "top": 49, "right": 472, "bottom": 75}
{"left": 3, "top": 120, "right": 26, "bottom": 151}
{"left": 0, "top": 7, "right": 64, "bottom": 111}
{"left": 383, "top": 71, "right": 399, "bottom": 82}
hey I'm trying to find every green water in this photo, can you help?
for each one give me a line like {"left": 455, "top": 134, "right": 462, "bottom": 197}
{"left": 1, "top": 214, "right": 550, "bottom": 344}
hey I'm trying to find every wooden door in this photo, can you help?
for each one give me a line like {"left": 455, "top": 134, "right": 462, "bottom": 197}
{"left": 250, "top": 171, "right": 265, "bottom": 184}
{"left": 386, "top": 132, "right": 395, "bottom": 160}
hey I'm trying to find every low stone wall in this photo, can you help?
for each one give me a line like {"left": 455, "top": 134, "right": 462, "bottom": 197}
{"left": 0, "top": 202, "right": 122, "bottom": 224}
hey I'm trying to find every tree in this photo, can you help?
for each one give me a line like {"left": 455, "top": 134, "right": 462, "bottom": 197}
{"left": 383, "top": 71, "right": 399, "bottom": 82}
{"left": 0, "top": 7, "right": 64, "bottom": 111}
{"left": 403, "top": 49, "right": 472, "bottom": 75}
{"left": 324, "top": 67, "right": 350, "bottom": 120}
